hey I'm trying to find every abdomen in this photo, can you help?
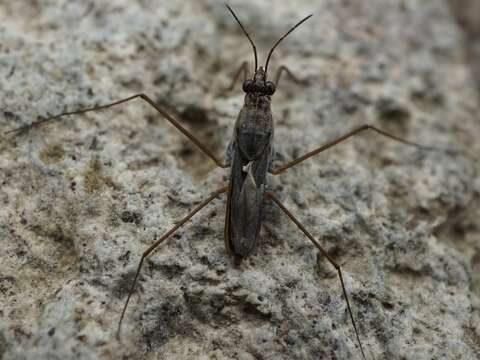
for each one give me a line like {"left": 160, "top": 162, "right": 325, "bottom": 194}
{"left": 224, "top": 144, "right": 269, "bottom": 263}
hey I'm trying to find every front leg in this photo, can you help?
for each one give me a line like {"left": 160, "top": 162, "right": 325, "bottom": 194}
{"left": 223, "top": 61, "right": 249, "bottom": 95}
{"left": 274, "top": 65, "right": 309, "bottom": 88}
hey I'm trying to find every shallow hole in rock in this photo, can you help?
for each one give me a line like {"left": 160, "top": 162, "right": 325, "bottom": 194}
{"left": 375, "top": 97, "right": 411, "bottom": 139}
{"left": 381, "top": 301, "right": 394, "bottom": 310}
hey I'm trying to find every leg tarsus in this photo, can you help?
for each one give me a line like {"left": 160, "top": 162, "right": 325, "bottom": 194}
{"left": 116, "top": 256, "right": 144, "bottom": 340}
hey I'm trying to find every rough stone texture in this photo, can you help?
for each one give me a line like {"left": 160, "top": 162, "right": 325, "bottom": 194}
{"left": 1, "top": 1, "right": 479, "bottom": 359}
{"left": 450, "top": 0, "right": 480, "bottom": 92}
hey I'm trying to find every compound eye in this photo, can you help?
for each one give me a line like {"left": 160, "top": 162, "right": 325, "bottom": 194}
{"left": 242, "top": 80, "right": 253, "bottom": 93}
{"left": 265, "top": 81, "right": 276, "bottom": 95}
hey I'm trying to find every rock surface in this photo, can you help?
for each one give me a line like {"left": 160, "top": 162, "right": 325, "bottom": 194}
{"left": 1, "top": 1, "right": 479, "bottom": 359}
{"left": 450, "top": 0, "right": 480, "bottom": 91}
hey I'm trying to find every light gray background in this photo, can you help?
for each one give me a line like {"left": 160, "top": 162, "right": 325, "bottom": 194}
{"left": 1, "top": 1, "right": 479, "bottom": 359}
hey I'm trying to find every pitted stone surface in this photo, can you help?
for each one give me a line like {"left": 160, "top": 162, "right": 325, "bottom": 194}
{"left": 1, "top": 1, "right": 479, "bottom": 359}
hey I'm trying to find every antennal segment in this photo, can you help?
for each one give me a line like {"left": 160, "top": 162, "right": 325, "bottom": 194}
{"left": 264, "top": 14, "right": 313, "bottom": 75}
{"left": 226, "top": 5, "right": 258, "bottom": 71}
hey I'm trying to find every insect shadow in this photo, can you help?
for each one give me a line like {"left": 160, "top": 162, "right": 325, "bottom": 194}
{"left": 5, "top": 5, "right": 448, "bottom": 360}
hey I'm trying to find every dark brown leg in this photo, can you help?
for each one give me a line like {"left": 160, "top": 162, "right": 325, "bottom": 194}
{"left": 5, "top": 94, "right": 228, "bottom": 169}
{"left": 270, "top": 124, "right": 445, "bottom": 175}
{"left": 265, "top": 191, "right": 367, "bottom": 360}
{"left": 274, "top": 65, "right": 308, "bottom": 88}
{"left": 223, "top": 61, "right": 249, "bottom": 94}
{"left": 116, "top": 186, "right": 227, "bottom": 339}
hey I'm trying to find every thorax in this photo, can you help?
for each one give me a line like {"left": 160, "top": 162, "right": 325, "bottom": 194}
{"left": 234, "top": 93, "right": 274, "bottom": 163}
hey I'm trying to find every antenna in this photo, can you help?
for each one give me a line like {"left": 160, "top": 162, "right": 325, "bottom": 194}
{"left": 264, "top": 14, "right": 313, "bottom": 75}
{"left": 226, "top": 5, "right": 259, "bottom": 71}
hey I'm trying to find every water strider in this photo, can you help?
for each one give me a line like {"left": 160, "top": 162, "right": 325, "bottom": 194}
{"left": 6, "top": 5, "right": 446, "bottom": 359}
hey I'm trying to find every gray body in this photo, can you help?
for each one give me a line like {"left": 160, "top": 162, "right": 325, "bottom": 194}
{"left": 225, "top": 68, "right": 274, "bottom": 263}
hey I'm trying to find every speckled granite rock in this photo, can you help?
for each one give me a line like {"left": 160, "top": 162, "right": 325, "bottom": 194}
{"left": 1, "top": 1, "right": 479, "bottom": 360}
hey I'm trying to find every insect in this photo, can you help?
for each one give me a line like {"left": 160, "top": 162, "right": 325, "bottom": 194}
{"left": 6, "top": 5, "right": 443, "bottom": 359}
